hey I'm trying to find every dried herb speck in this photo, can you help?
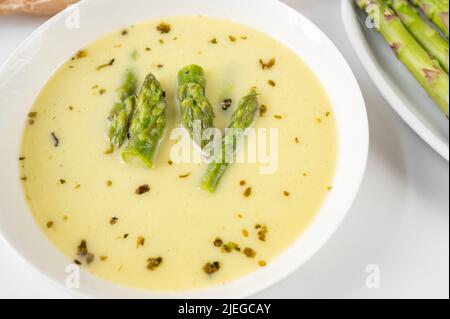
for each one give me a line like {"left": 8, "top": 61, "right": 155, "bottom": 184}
{"left": 222, "top": 242, "right": 240, "bottom": 253}
{"left": 135, "top": 184, "right": 150, "bottom": 195}
{"left": 46, "top": 221, "right": 54, "bottom": 229}
{"left": 156, "top": 22, "right": 171, "bottom": 34}
{"left": 259, "top": 104, "right": 268, "bottom": 116}
{"left": 256, "top": 224, "right": 268, "bottom": 242}
{"left": 76, "top": 50, "right": 87, "bottom": 59}
{"left": 259, "top": 58, "right": 276, "bottom": 70}
{"left": 209, "top": 38, "right": 218, "bottom": 44}
{"left": 136, "top": 236, "right": 145, "bottom": 248}
{"left": 220, "top": 98, "right": 232, "bottom": 110}
{"left": 96, "top": 58, "right": 115, "bottom": 70}
{"left": 203, "top": 261, "right": 220, "bottom": 274}
{"left": 110, "top": 217, "right": 118, "bottom": 225}
{"left": 268, "top": 80, "right": 276, "bottom": 87}
{"left": 243, "top": 187, "right": 252, "bottom": 197}
{"left": 229, "top": 35, "right": 237, "bottom": 42}
{"left": 179, "top": 173, "right": 191, "bottom": 178}
{"left": 77, "top": 240, "right": 94, "bottom": 264}
{"left": 51, "top": 132, "right": 59, "bottom": 147}
{"left": 213, "top": 238, "right": 223, "bottom": 247}
{"left": 243, "top": 247, "right": 256, "bottom": 258}
{"left": 239, "top": 180, "right": 246, "bottom": 186}
{"left": 147, "top": 257, "right": 163, "bottom": 270}
{"left": 59, "top": 179, "right": 66, "bottom": 184}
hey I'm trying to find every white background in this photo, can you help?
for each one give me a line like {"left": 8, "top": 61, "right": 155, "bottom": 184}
{"left": 0, "top": 0, "right": 448, "bottom": 299}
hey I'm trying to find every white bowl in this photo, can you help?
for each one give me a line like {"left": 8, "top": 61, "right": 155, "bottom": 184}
{"left": 0, "top": 0, "right": 368, "bottom": 298}
{"left": 342, "top": 0, "right": 449, "bottom": 161}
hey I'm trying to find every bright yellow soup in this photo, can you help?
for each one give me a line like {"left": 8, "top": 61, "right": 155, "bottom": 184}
{"left": 20, "top": 16, "right": 337, "bottom": 291}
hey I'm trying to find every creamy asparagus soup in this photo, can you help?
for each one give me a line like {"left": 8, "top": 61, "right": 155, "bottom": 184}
{"left": 20, "top": 16, "right": 337, "bottom": 291}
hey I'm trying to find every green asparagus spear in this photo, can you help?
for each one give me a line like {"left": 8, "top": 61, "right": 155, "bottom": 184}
{"left": 177, "top": 65, "right": 215, "bottom": 149}
{"left": 357, "top": 0, "right": 449, "bottom": 117}
{"left": 105, "top": 70, "right": 137, "bottom": 153}
{"left": 201, "top": 88, "right": 259, "bottom": 192}
{"left": 122, "top": 73, "right": 167, "bottom": 168}
{"left": 386, "top": 0, "right": 449, "bottom": 73}
{"left": 411, "top": 0, "right": 449, "bottom": 38}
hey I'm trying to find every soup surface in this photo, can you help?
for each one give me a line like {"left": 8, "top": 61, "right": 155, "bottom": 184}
{"left": 20, "top": 16, "right": 337, "bottom": 291}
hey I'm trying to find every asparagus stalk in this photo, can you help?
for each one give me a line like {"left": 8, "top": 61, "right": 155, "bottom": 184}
{"left": 357, "top": 0, "right": 449, "bottom": 117}
{"left": 411, "top": 0, "right": 449, "bottom": 38}
{"left": 201, "top": 88, "right": 259, "bottom": 192}
{"left": 177, "top": 65, "right": 215, "bottom": 149}
{"left": 387, "top": 0, "right": 449, "bottom": 73}
{"left": 105, "top": 70, "right": 138, "bottom": 153}
{"left": 122, "top": 73, "right": 167, "bottom": 168}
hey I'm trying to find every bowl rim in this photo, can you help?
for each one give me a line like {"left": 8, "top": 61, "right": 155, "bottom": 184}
{"left": 0, "top": 0, "right": 369, "bottom": 298}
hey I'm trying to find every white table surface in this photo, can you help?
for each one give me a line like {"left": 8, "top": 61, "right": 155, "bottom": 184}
{"left": 0, "top": 0, "right": 448, "bottom": 299}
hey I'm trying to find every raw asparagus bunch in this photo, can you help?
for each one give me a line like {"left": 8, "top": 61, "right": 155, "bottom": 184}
{"left": 122, "top": 72, "right": 167, "bottom": 168}
{"left": 357, "top": 0, "right": 449, "bottom": 117}
{"left": 105, "top": 70, "right": 137, "bottom": 153}
{"left": 387, "top": 0, "right": 449, "bottom": 73}
{"left": 177, "top": 65, "right": 215, "bottom": 149}
{"left": 411, "top": 0, "right": 449, "bottom": 38}
{"left": 201, "top": 88, "right": 259, "bottom": 192}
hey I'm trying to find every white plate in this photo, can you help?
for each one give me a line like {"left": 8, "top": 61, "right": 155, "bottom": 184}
{"left": 342, "top": 0, "right": 449, "bottom": 161}
{"left": 0, "top": 0, "right": 368, "bottom": 298}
